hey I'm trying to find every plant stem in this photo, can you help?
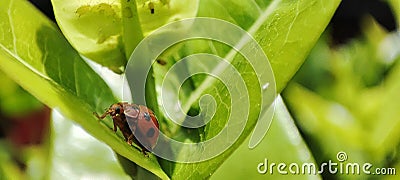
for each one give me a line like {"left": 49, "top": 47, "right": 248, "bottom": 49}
{"left": 121, "top": 0, "right": 144, "bottom": 59}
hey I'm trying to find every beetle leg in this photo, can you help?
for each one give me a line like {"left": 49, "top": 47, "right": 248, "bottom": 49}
{"left": 110, "top": 120, "right": 117, "bottom": 132}
{"left": 142, "top": 149, "right": 149, "bottom": 157}
{"left": 93, "top": 112, "right": 101, "bottom": 119}
{"left": 94, "top": 111, "right": 110, "bottom": 120}
{"left": 127, "top": 134, "right": 134, "bottom": 145}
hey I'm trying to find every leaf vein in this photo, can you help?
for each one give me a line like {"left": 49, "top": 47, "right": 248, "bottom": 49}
{"left": 7, "top": 0, "right": 17, "bottom": 53}
{"left": 284, "top": 1, "right": 300, "bottom": 43}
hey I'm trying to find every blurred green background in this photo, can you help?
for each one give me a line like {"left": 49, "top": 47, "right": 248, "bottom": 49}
{"left": 0, "top": 0, "right": 399, "bottom": 179}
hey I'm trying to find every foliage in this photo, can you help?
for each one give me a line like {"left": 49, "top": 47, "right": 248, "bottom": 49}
{"left": 3, "top": 0, "right": 385, "bottom": 179}
{"left": 283, "top": 17, "right": 400, "bottom": 179}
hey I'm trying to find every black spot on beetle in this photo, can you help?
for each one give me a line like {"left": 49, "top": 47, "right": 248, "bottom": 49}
{"left": 147, "top": 128, "right": 155, "bottom": 137}
{"left": 144, "top": 112, "right": 151, "bottom": 121}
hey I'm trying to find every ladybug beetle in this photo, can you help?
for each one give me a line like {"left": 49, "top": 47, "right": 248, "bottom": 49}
{"left": 94, "top": 102, "right": 159, "bottom": 154}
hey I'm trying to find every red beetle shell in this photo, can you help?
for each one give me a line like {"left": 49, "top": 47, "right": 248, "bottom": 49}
{"left": 95, "top": 102, "right": 159, "bottom": 153}
{"left": 124, "top": 103, "right": 159, "bottom": 151}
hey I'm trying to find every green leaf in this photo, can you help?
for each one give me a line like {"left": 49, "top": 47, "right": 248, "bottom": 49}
{"left": 388, "top": 0, "right": 400, "bottom": 26}
{"left": 49, "top": 110, "right": 130, "bottom": 179}
{"left": 51, "top": 0, "right": 126, "bottom": 73}
{"left": 160, "top": 0, "right": 340, "bottom": 178}
{"left": 0, "top": 0, "right": 168, "bottom": 179}
{"left": 51, "top": 0, "right": 199, "bottom": 73}
{"left": 0, "top": 141, "right": 25, "bottom": 180}
{"left": 212, "top": 96, "right": 320, "bottom": 180}
{"left": 0, "top": 70, "right": 43, "bottom": 116}
{"left": 284, "top": 83, "right": 369, "bottom": 159}
{"left": 177, "top": 0, "right": 341, "bottom": 92}
{"left": 283, "top": 20, "right": 400, "bottom": 178}
{"left": 135, "top": 0, "right": 199, "bottom": 36}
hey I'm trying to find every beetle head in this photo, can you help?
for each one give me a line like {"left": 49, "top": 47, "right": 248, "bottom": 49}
{"left": 108, "top": 103, "right": 124, "bottom": 117}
